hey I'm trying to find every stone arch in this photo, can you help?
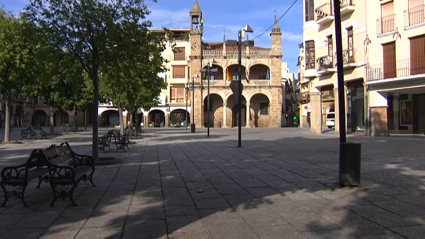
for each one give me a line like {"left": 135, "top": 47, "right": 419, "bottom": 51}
{"left": 32, "top": 109, "right": 48, "bottom": 127}
{"left": 203, "top": 93, "right": 224, "bottom": 127}
{"left": 247, "top": 90, "right": 272, "bottom": 103}
{"left": 249, "top": 93, "right": 271, "bottom": 127}
{"left": 170, "top": 108, "right": 190, "bottom": 127}
{"left": 201, "top": 64, "right": 224, "bottom": 80}
{"left": 100, "top": 110, "right": 119, "bottom": 127}
{"left": 53, "top": 109, "right": 70, "bottom": 127}
{"left": 249, "top": 64, "right": 270, "bottom": 80}
{"left": 226, "top": 64, "right": 247, "bottom": 81}
{"left": 226, "top": 94, "right": 247, "bottom": 127}
{"left": 148, "top": 110, "right": 165, "bottom": 127}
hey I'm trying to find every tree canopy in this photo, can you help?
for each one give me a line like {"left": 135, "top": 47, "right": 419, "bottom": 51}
{"left": 24, "top": 0, "right": 167, "bottom": 159}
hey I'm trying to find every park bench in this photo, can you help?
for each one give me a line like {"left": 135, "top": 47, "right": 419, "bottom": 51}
{"left": 0, "top": 142, "right": 95, "bottom": 207}
{"left": 61, "top": 123, "right": 74, "bottom": 134}
{"left": 1, "top": 149, "right": 50, "bottom": 207}
{"left": 124, "top": 126, "right": 138, "bottom": 139}
{"left": 98, "top": 131, "right": 113, "bottom": 153}
{"left": 110, "top": 129, "right": 130, "bottom": 152}
{"left": 41, "top": 142, "right": 95, "bottom": 206}
{"left": 30, "top": 126, "right": 48, "bottom": 139}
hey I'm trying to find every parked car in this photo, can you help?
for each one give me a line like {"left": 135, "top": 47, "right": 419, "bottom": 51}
{"left": 326, "top": 112, "right": 351, "bottom": 129}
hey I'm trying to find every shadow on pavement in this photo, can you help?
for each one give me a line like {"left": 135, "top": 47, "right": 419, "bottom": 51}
{"left": 0, "top": 128, "right": 424, "bottom": 238}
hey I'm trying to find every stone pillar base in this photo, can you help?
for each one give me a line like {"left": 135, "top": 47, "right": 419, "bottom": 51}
{"left": 310, "top": 92, "right": 322, "bottom": 134}
{"left": 371, "top": 106, "right": 388, "bottom": 136}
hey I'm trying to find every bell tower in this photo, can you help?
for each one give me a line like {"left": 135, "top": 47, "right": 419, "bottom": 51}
{"left": 189, "top": 0, "right": 204, "bottom": 128}
{"left": 270, "top": 14, "right": 282, "bottom": 86}
{"left": 269, "top": 15, "right": 283, "bottom": 127}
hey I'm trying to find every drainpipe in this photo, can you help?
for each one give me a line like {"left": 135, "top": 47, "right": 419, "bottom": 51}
{"left": 364, "top": 0, "right": 371, "bottom": 136}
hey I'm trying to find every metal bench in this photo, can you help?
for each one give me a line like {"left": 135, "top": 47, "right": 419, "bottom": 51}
{"left": 41, "top": 142, "right": 95, "bottom": 206}
{"left": 1, "top": 149, "right": 50, "bottom": 207}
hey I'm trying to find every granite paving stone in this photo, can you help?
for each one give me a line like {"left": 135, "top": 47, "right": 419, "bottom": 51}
{"left": 1, "top": 128, "right": 425, "bottom": 238}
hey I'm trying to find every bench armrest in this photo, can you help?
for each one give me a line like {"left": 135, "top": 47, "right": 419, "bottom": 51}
{"left": 49, "top": 164, "right": 76, "bottom": 183}
{"left": 73, "top": 152, "right": 95, "bottom": 166}
{"left": 1, "top": 165, "right": 28, "bottom": 184}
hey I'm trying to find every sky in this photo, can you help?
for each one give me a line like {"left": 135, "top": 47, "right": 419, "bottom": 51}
{"left": 0, "top": 0, "right": 303, "bottom": 73}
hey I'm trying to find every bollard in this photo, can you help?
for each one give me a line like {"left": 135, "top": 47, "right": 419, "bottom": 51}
{"left": 339, "top": 142, "right": 361, "bottom": 186}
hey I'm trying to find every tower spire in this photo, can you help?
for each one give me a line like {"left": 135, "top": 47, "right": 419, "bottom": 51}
{"left": 271, "top": 13, "right": 281, "bottom": 33}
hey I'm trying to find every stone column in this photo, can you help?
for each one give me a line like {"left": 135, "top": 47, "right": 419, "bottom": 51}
{"left": 246, "top": 103, "right": 251, "bottom": 128}
{"left": 371, "top": 106, "right": 388, "bottom": 136}
{"left": 393, "top": 94, "right": 399, "bottom": 131}
{"left": 310, "top": 92, "right": 322, "bottom": 134}
{"left": 165, "top": 114, "right": 169, "bottom": 128}
{"left": 222, "top": 103, "right": 227, "bottom": 128}
{"left": 144, "top": 115, "right": 149, "bottom": 128}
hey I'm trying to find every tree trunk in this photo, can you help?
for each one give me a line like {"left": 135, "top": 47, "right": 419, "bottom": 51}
{"left": 3, "top": 94, "right": 11, "bottom": 142}
{"left": 74, "top": 112, "right": 78, "bottom": 132}
{"left": 49, "top": 106, "right": 54, "bottom": 134}
{"left": 84, "top": 110, "right": 87, "bottom": 130}
{"left": 129, "top": 111, "right": 134, "bottom": 127}
{"left": 118, "top": 106, "right": 124, "bottom": 135}
{"left": 92, "top": 75, "right": 99, "bottom": 162}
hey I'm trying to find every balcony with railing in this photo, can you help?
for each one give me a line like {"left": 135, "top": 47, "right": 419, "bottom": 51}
{"left": 342, "top": 48, "right": 357, "bottom": 67}
{"left": 404, "top": 4, "right": 425, "bottom": 29}
{"left": 316, "top": 55, "right": 335, "bottom": 74}
{"left": 315, "top": 2, "right": 334, "bottom": 25}
{"left": 367, "top": 56, "right": 425, "bottom": 81}
{"left": 377, "top": 14, "right": 396, "bottom": 35}
{"left": 340, "top": 0, "right": 355, "bottom": 15}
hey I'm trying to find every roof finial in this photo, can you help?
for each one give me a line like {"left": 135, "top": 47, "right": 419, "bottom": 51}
{"left": 223, "top": 30, "right": 226, "bottom": 41}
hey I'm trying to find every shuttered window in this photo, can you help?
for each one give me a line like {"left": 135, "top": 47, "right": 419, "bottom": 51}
{"left": 327, "top": 35, "right": 333, "bottom": 57}
{"left": 173, "top": 66, "right": 185, "bottom": 78}
{"left": 410, "top": 35, "right": 425, "bottom": 75}
{"left": 410, "top": 0, "right": 423, "bottom": 7}
{"left": 305, "top": 0, "right": 314, "bottom": 21}
{"left": 347, "top": 27, "right": 354, "bottom": 62}
{"left": 380, "top": 2, "right": 395, "bottom": 33}
{"left": 170, "top": 86, "right": 185, "bottom": 103}
{"left": 174, "top": 47, "right": 185, "bottom": 61}
{"left": 305, "top": 40, "right": 315, "bottom": 70}
{"left": 383, "top": 42, "right": 396, "bottom": 79}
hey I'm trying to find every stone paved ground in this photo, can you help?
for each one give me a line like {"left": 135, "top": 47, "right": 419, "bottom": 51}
{"left": 0, "top": 127, "right": 425, "bottom": 238}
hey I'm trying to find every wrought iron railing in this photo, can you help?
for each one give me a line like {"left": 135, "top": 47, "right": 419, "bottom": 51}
{"left": 377, "top": 14, "right": 395, "bottom": 34}
{"left": 340, "top": 0, "right": 353, "bottom": 8}
{"left": 343, "top": 48, "right": 356, "bottom": 64}
{"left": 367, "top": 56, "right": 425, "bottom": 81}
{"left": 317, "top": 55, "right": 333, "bottom": 71}
{"left": 202, "top": 49, "right": 271, "bottom": 59}
{"left": 404, "top": 4, "right": 425, "bottom": 27}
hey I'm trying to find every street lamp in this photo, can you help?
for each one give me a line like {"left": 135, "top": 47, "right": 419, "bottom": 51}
{"left": 185, "top": 82, "right": 190, "bottom": 130}
{"left": 200, "top": 59, "right": 218, "bottom": 137}
{"left": 226, "top": 24, "right": 254, "bottom": 147}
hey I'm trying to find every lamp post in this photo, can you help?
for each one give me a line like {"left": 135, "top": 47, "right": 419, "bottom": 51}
{"left": 226, "top": 25, "right": 254, "bottom": 147}
{"left": 185, "top": 82, "right": 190, "bottom": 130}
{"left": 200, "top": 59, "right": 217, "bottom": 137}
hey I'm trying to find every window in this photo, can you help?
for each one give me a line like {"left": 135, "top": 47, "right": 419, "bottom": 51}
{"left": 410, "top": 35, "right": 425, "bottom": 75}
{"left": 347, "top": 27, "right": 354, "bottom": 62}
{"left": 173, "top": 47, "right": 185, "bottom": 61}
{"left": 204, "top": 100, "right": 213, "bottom": 112}
{"left": 380, "top": 1, "right": 395, "bottom": 33}
{"left": 170, "top": 86, "right": 185, "bottom": 103}
{"left": 305, "top": 0, "right": 314, "bottom": 21}
{"left": 407, "top": 0, "right": 424, "bottom": 26}
{"left": 327, "top": 35, "right": 333, "bottom": 57}
{"left": 172, "top": 66, "right": 185, "bottom": 78}
{"left": 382, "top": 42, "right": 396, "bottom": 79}
{"left": 305, "top": 40, "right": 315, "bottom": 70}
{"left": 260, "top": 103, "right": 269, "bottom": 115}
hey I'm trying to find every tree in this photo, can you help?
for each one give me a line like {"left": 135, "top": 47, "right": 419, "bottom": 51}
{"left": 100, "top": 28, "right": 169, "bottom": 134}
{"left": 0, "top": 9, "right": 35, "bottom": 142}
{"left": 25, "top": 0, "right": 161, "bottom": 160}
